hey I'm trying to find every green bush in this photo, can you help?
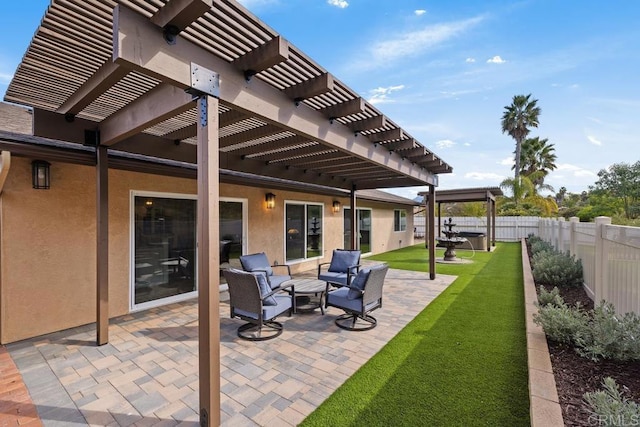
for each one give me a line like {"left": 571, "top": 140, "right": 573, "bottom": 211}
{"left": 574, "top": 301, "right": 640, "bottom": 362}
{"left": 530, "top": 239, "right": 555, "bottom": 256}
{"left": 584, "top": 377, "right": 640, "bottom": 426}
{"left": 536, "top": 286, "right": 564, "bottom": 307}
{"left": 532, "top": 250, "right": 583, "bottom": 287}
{"left": 533, "top": 301, "right": 589, "bottom": 344}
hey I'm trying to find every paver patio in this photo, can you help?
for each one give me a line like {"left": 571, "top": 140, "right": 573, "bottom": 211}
{"left": 5, "top": 265, "right": 454, "bottom": 426}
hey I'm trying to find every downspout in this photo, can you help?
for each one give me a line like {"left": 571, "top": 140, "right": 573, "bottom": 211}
{"left": 0, "top": 151, "right": 9, "bottom": 343}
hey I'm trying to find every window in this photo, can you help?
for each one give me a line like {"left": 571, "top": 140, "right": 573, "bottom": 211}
{"left": 344, "top": 208, "right": 372, "bottom": 254}
{"left": 394, "top": 209, "right": 407, "bottom": 232}
{"left": 285, "top": 202, "right": 323, "bottom": 262}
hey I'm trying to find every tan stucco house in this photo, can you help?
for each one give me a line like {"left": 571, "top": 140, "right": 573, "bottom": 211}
{"left": 0, "top": 1, "right": 452, "bottom": 423}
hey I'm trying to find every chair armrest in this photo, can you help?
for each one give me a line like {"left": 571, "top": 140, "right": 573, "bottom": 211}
{"left": 317, "top": 262, "right": 331, "bottom": 276}
{"left": 271, "top": 264, "right": 291, "bottom": 276}
{"left": 346, "top": 264, "right": 361, "bottom": 284}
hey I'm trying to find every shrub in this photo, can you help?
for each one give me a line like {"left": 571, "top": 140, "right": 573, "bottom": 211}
{"left": 532, "top": 250, "right": 583, "bottom": 287}
{"left": 536, "top": 286, "right": 564, "bottom": 307}
{"left": 574, "top": 301, "right": 640, "bottom": 362}
{"left": 530, "top": 239, "right": 555, "bottom": 256}
{"left": 533, "top": 301, "right": 589, "bottom": 344}
{"left": 584, "top": 377, "right": 640, "bottom": 426}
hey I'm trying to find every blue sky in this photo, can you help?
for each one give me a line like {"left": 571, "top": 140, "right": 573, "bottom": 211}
{"left": 2, "top": 1, "right": 639, "bottom": 200}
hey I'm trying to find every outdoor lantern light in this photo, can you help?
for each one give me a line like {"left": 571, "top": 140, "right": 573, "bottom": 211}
{"left": 265, "top": 192, "right": 276, "bottom": 209}
{"left": 332, "top": 200, "right": 341, "bottom": 213}
{"left": 31, "top": 160, "right": 51, "bottom": 189}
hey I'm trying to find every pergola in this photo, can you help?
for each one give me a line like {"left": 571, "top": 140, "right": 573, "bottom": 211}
{"left": 420, "top": 187, "right": 503, "bottom": 252}
{"left": 2, "top": 1, "right": 453, "bottom": 424}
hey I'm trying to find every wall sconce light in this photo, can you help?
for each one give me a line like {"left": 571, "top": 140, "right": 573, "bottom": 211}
{"left": 265, "top": 192, "right": 276, "bottom": 209}
{"left": 332, "top": 200, "right": 341, "bottom": 213}
{"left": 32, "top": 160, "right": 51, "bottom": 189}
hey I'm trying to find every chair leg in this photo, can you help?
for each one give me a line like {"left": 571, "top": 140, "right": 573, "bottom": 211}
{"left": 334, "top": 313, "right": 377, "bottom": 331}
{"left": 237, "top": 321, "right": 284, "bottom": 341}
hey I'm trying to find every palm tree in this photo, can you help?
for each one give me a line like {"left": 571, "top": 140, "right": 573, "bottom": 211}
{"left": 499, "top": 175, "right": 558, "bottom": 216}
{"left": 501, "top": 94, "right": 541, "bottom": 182}
{"left": 515, "top": 136, "right": 557, "bottom": 189}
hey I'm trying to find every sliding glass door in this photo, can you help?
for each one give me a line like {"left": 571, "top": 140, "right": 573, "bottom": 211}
{"left": 132, "top": 192, "right": 197, "bottom": 310}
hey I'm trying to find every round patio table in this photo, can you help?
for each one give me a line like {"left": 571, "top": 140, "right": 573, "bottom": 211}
{"left": 287, "top": 278, "right": 327, "bottom": 314}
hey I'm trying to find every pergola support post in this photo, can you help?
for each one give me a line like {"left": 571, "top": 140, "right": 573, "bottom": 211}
{"left": 96, "top": 144, "right": 109, "bottom": 345}
{"left": 491, "top": 199, "right": 496, "bottom": 249}
{"left": 486, "top": 195, "right": 491, "bottom": 251}
{"left": 428, "top": 185, "right": 436, "bottom": 279}
{"left": 350, "top": 185, "right": 357, "bottom": 250}
{"left": 196, "top": 95, "right": 220, "bottom": 427}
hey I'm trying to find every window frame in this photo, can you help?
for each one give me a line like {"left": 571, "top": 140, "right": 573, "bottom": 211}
{"left": 394, "top": 209, "right": 407, "bottom": 232}
{"left": 284, "top": 200, "right": 324, "bottom": 264}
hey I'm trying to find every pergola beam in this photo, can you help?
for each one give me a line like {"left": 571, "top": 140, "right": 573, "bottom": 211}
{"left": 99, "top": 83, "right": 196, "bottom": 146}
{"left": 383, "top": 138, "right": 415, "bottom": 152}
{"left": 232, "top": 134, "right": 310, "bottom": 156}
{"left": 56, "top": 61, "right": 129, "bottom": 116}
{"left": 348, "top": 115, "right": 386, "bottom": 132}
{"left": 319, "top": 98, "right": 365, "bottom": 120}
{"left": 284, "top": 73, "right": 334, "bottom": 101}
{"left": 232, "top": 36, "right": 289, "bottom": 78}
{"left": 368, "top": 128, "right": 402, "bottom": 143}
{"left": 151, "top": 0, "right": 212, "bottom": 31}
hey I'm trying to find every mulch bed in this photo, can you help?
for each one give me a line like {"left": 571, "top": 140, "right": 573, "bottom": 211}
{"left": 528, "top": 243, "right": 640, "bottom": 425}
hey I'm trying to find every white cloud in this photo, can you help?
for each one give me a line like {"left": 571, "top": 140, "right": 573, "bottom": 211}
{"left": 499, "top": 156, "right": 514, "bottom": 166}
{"left": 465, "top": 57, "right": 476, "bottom": 63}
{"left": 587, "top": 135, "right": 602, "bottom": 146}
{"left": 436, "top": 139, "right": 456, "bottom": 149}
{"left": 556, "top": 163, "right": 597, "bottom": 178}
{"left": 464, "top": 142, "right": 471, "bottom": 147}
{"left": 368, "top": 85, "right": 405, "bottom": 104}
{"left": 0, "top": 72, "right": 12, "bottom": 84}
{"left": 327, "top": 0, "right": 349, "bottom": 8}
{"left": 487, "top": 55, "right": 506, "bottom": 64}
{"left": 464, "top": 172, "right": 505, "bottom": 181}
{"left": 362, "top": 16, "right": 484, "bottom": 69}
{"left": 415, "top": 9, "right": 427, "bottom": 16}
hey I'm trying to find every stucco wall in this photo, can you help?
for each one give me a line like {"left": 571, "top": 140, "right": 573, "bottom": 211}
{"left": 0, "top": 157, "right": 416, "bottom": 343}
{"left": 0, "top": 157, "right": 198, "bottom": 343}
{"left": 357, "top": 200, "right": 415, "bottom": 254}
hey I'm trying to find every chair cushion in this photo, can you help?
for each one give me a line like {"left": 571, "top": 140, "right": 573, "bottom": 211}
{"left": 269, "top": 274, "right": 292, "bottom": 290}
{"left": 348, "top": 268, "right": 370, "bottom": 300}
{"left": 328, "top": 287, "right": 379, "bottom": 313}
{"left": 318, "top": 271, "right": 349, "bottom": 287}
{"left": 328, "top": 250, "right": 360, "bottom": 273}
{"left": 252, "top": 272, "right": 277, "bottom": 306}
{"left": 240, "top": 253, "right": 273, "bottom": 276}
{"left": 236, "top": 295, "right": 292, "bottom": 320}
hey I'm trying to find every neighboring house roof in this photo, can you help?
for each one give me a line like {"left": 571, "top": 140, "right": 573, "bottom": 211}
{"left": 356, "top": 189, "right": 420, "bottom": 206}
{"left": 0, "top": 103, "right": 32, "bottom": 134}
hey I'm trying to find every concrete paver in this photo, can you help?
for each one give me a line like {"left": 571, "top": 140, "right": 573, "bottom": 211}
{"left": 3, "top": 266, "right": 453, "bottom": 426}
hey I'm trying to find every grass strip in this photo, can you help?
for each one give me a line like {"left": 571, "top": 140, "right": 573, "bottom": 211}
{"left": 301, "top": 242, "right": 529, "bottom": 426}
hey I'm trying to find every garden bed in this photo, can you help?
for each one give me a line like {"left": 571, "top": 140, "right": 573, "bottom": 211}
{"left": 528, "top": 242, "right": 640, "bottom": 426}
{"left": 540, "top": 283, "right": 640, "bottom": 426}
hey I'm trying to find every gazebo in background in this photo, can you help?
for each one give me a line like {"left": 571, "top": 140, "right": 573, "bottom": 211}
{"left": 420, "top": 187, "right": 503, "bottom": 252}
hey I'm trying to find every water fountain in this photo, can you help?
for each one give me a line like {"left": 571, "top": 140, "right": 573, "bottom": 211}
{"left": 436, "top": 218, "right": 468, "bottom": 262}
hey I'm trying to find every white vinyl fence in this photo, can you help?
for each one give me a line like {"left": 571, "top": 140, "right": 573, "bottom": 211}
{"left": 538, "top": 217, "right": 640, "bottom": 316}
{"left": 414, "top": 215, "right": 539, "bottom": 241}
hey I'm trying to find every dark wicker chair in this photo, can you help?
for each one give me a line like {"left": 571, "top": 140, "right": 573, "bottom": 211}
{"left": 223, "top": 268, "right": 294, "bottom": 341}
{"left": 325, "top": 263, "right": 388, "bottom": 331}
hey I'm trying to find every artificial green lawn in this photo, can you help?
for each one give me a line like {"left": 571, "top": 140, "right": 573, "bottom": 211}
{"left": 301, "top": 242, "right": 529, "bottom": 426}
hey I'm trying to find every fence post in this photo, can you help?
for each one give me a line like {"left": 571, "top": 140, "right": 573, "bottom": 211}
{"left": 557, "top": 217, "right": 565, "bottom": 252}
{"left": 594, "top": 216, "right": 611, "bottom": 303}
{"left": 569, "top": 216, "right": 579, "bottom": 257}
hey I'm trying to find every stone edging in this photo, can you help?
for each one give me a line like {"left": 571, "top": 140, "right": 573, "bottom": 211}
{"left": 521, "top": 238, "right": 564, "bottom": 426}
